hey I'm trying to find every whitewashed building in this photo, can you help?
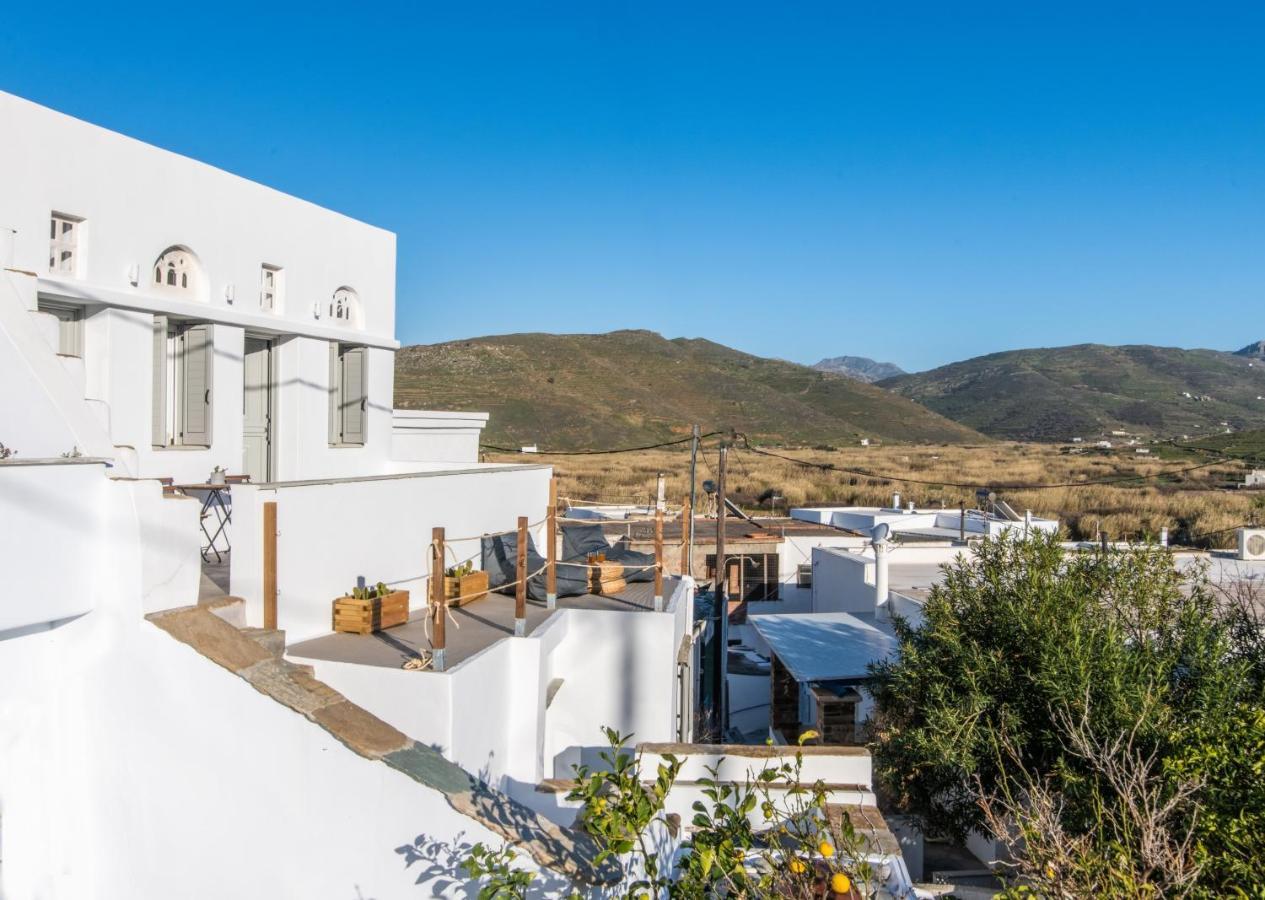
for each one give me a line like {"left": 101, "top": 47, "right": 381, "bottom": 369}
{"left": 0, "top": 91, "right": 711, "bottom": 898}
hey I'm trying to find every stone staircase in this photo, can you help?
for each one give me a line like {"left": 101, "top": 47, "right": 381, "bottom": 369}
{"left": 147, "top": 596, "right": 616, "bottom": 887}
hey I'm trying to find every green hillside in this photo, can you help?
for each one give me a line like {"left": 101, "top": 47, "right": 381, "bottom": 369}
{"left": 394, "top": 330, "right": 983, "bottom": 449}
{"left": 880, "top": 343, "right": 1265, "bottom": 441}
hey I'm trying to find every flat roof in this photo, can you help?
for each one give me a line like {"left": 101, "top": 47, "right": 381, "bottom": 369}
{"left": 750, "top": 612, "right": 898, "bottom": 682}
{"left": 288, "top": 578, "right": 681, "bottom": 671}
{"left": 598, "top": 517, "right": 859, "bottom": 543}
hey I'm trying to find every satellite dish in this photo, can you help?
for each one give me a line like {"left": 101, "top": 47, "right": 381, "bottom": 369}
{"left": 702, "top": 479, "right": 717, "bottom": 495}
{"left": 870, "top": 523, "right": 890, "bottom": 544}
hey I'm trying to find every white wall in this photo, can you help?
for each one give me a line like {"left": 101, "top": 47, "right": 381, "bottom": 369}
{"left": 0, "top": 461, "right": 545, "bottom": 900}
{"left": 297, "top": 580, "right": 696, "bottom": 824}
{"left": 230, "top": 464, "right": 553, "bottom": 641}
{"left": 392, "top": 410, "right": 489, "bottom": 464}
{"left": 0, "top": 91, "right": 408, "bottom": 485}
{"left": 811, "top": 548, "right": 877, "bottom": 615}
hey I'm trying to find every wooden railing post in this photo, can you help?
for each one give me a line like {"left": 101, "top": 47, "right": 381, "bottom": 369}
{"left": 546, "top": 477, "right": 558, "bottom": 609}
{"left": 431, "top": 526, "right": 446, "bottom": 671}
{"left": 515, "top": 516, "right": 529, "bottom": 636}
{"left": 263, "top": 501, "right": 277, "bottom": 629}
{"left": 654, "top": 507, "right": 665, "bottom": 611}
{"left": 679, "top": 496, "right": 691, "bottom": 578}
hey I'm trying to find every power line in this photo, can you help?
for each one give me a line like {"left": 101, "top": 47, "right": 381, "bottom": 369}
{"left": 736, "top": 434, "right": 1232, "bottom": 491}
{"left": 480, "top": 431, "right": 722, "bottom": 456}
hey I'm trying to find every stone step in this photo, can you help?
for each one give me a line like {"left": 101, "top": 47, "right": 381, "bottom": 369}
{"left": 241, "top": 626, "right": 286, "bottom": 657}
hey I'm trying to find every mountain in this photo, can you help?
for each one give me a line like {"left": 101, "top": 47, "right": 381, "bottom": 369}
{"left": 812, "top": 355, "right": 906, "bottom": 383}
{"left": 394, "top": 330, "right": 983, "bottom": 449}
{"left": 880, "top": 343, "right": 1265, "bottom": 441}
{"left": 1234, "top": 341, "right": 1265, "bottom": 360}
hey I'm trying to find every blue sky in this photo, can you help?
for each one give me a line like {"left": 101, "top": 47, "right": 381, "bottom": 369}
{"left": 2, "top": 2, "right": 1261, "bottom": 371}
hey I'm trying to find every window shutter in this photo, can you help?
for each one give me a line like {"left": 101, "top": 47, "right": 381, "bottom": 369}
{"left": 341, "top": 346, "right": 366, "bottom": 445}
{"left": 152, "top": 315, "right": 168, "bottom": 447}
{"left": 181, "top": 323, "right": 213, "bottom": 446}
{"left": 328, "top": 341, "right": 340, "bottom": 444}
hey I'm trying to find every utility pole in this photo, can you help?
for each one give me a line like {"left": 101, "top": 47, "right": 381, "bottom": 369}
{"left": 687, "top": 424, "right": 700, "bottom": 579}
{"left": 713, "top": 441, "right": 729, "bottom": 739}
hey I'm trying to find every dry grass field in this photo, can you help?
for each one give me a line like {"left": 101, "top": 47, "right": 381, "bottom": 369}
{"left": 487, "top": 442, "right": 1262, "bottom": 548}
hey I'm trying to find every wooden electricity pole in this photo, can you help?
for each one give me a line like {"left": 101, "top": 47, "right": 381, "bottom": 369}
{"left": 515, "top": 516, "right": 528, "bottom": 636}
{"left": 546, "top": 477, "right": 558, "bottom": 608}
{"left": 713, "top": 442, "right": 729, "bottom": 738}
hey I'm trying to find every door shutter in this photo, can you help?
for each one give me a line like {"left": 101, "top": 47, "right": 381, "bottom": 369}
{"left": 328, "top": 341, "right": 340, "bottom": 444}
{"left": 181, "top": 323, "right": 213, "bottom": 446}
{"left": 341, "top": 346, "right": 366, "bottom": 445}
{"left": 152, "top": 315, "right": 168, "bottom": 447}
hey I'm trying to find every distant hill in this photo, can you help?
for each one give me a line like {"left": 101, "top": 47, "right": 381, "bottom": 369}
{"left": 1234, "top": 341, "right": 1265, "bottom": 360}
{"left": 880, "top": 343, "right": 1265, "bottom": 441}
{"left": 394, "top": 330, "right": 983, "bottom": 449}
{"left": 812, "top": 355, "right": 906, "bottom": 383}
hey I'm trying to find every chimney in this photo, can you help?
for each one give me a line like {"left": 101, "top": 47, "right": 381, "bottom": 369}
{"left": 1160, "top": 527, "right": 1169, "bottom": 548}
{"left": 891, "top": 491, "right": 901, "bottom": 510}
{"left": 872, "top": 532, "right": 890, "bottom": 614}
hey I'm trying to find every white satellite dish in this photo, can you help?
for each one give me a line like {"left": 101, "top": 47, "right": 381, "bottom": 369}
{"left": 870, "top": 522, "right": 890, "bottom": 544}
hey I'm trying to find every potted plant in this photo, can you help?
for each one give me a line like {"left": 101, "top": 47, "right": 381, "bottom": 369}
{"left": 443, "top": 560, "right": 489, "bottom": 607}
{"left": 331, "top": 580, "right": 410, "bottom": 634}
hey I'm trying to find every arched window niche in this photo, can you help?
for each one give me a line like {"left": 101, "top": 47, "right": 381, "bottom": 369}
{"left": 152, "top": 246, "right": 206, "bottom": 300}
{"left": 329, "top": 286, "right": 362, "bottom": 328}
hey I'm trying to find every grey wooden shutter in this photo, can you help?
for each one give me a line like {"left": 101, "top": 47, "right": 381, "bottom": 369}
{"left": 181, "top": 323, "right": 213, "bottom": 446}
{"left": 341, "top": 346, "right": 366, "bottom": 445}
{"left": 328, "top": 341, "right": 340, "bottom": 444}
{"left": 152, "top": 315, "right": 168, "bottom": 447}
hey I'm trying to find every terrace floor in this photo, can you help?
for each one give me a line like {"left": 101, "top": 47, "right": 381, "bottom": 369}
{"left": 287, "top": 577, "right": 680, "bottom": 671}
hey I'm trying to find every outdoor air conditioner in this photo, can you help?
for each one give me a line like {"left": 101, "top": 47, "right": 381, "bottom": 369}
{"left": 797, "top": 563, "right": 813, "bottom": 588}
{"left": 1238, "top": 528, "right": 1265, "bottom": 561}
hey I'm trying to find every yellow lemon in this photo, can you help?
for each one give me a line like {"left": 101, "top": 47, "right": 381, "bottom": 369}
{"left": 831, "top": 872, "right": 852, "bottom": 894}
{"left": 789, "top": 857, "right": 807, "bottom": 875}
{"left": 819, "top": 841, "right": 835, "bottom": 858}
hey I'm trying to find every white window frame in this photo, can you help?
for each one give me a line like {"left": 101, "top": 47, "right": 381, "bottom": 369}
{"left": 49, "top": 213, "right": 83, "bottom": 277}
{"left": 260, "top": 264, "right": 283, "bottom": 312}
{"left": 38, "top": 300, "right": 84, "bottom": 357}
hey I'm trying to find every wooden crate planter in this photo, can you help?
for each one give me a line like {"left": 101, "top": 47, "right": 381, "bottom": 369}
{"left": 332, "top": 590, "right": 410, "bottom": 635}
{"left": 589, "top": 560, "right": 627, "bottom": 595}
{"left": 444, "top": 570, "right": 489, "bottom": 607}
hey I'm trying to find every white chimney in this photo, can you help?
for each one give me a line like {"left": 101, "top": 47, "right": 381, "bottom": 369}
{"left": 907, "top": 500, "right": 915, "bottom": 513}
{"left": 870, "top": 523, "right": 890, "bottom": 615}
{"left": 891, "top": 492, "right": 901, "bottom": 510}
{"left": 1160, "top": 527, "right": 1169, "bottom": 548}
{"left": 656, "top": 472, "right": 666, "bottom": 512}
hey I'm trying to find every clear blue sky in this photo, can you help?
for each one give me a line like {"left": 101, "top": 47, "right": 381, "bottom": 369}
{"left": 3, "top": 2, "right": 1261, "bottom": 371}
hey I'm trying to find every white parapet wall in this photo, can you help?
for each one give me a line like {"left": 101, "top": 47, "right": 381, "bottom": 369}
{"left": 230, "top": 462, "right": 553, "bottom": 641}
{"left": 297, "top": 578, "right": 697, "bottom": 822}
{"left": 391, "top": 409, "right": 489, "bottom": 465}
{"left": 0, "top": 456, "right": 541, "bottom": 899}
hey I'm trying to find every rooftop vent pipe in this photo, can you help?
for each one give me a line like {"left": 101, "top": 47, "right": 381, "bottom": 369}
{"left": 871, "top": 522, "right": 891, "bottom": 615}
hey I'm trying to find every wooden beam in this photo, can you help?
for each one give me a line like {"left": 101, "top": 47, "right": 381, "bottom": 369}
{"left": 431, "top": 526, "right": 446, "bottom": 670}
{"left": 515, "top": 515, "right": 528, "bottom": 636}
{"left": 654, "top": 506, "right": 665, "bottom": 610}
{"left": 546, "top": 477, "right": 558, "bottom": 608}
{"left": 263, "top": 501, "right": 277, "bottom": 630}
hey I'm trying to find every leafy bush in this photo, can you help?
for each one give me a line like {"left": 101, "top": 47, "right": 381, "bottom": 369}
{"left": 868, "top": 532, "right": 1265, "bottom": 897}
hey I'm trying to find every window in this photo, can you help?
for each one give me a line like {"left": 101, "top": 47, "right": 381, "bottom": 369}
{"left": 328, "top": 342, "right": 367, "bottom": 446}
{"left": 260, "top": 264, "right": 283, "bottom": 312}
{"left": 152, "top": 315, "right": 213, "bottom": 447}
{"left": 705, "top": 552, "right": 780, "bottom": 602}
{"left": 152, "top": 246, "right": 203, "bottom": 297}
{"left": 329, "top": 287, "right": 360, "bottom": 327}
{"left": 49, "top": 213, "right": 83, "bottom": 276}
{"left": 38, "top": 300, "right": 84, "bottom": 357}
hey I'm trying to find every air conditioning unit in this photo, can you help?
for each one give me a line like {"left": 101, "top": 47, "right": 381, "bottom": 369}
{"left": 797, "top": 564, "right": 813, "bottom": 587}
{"left": 1238, "top": 528, "right": 1265, "bottom": 561}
